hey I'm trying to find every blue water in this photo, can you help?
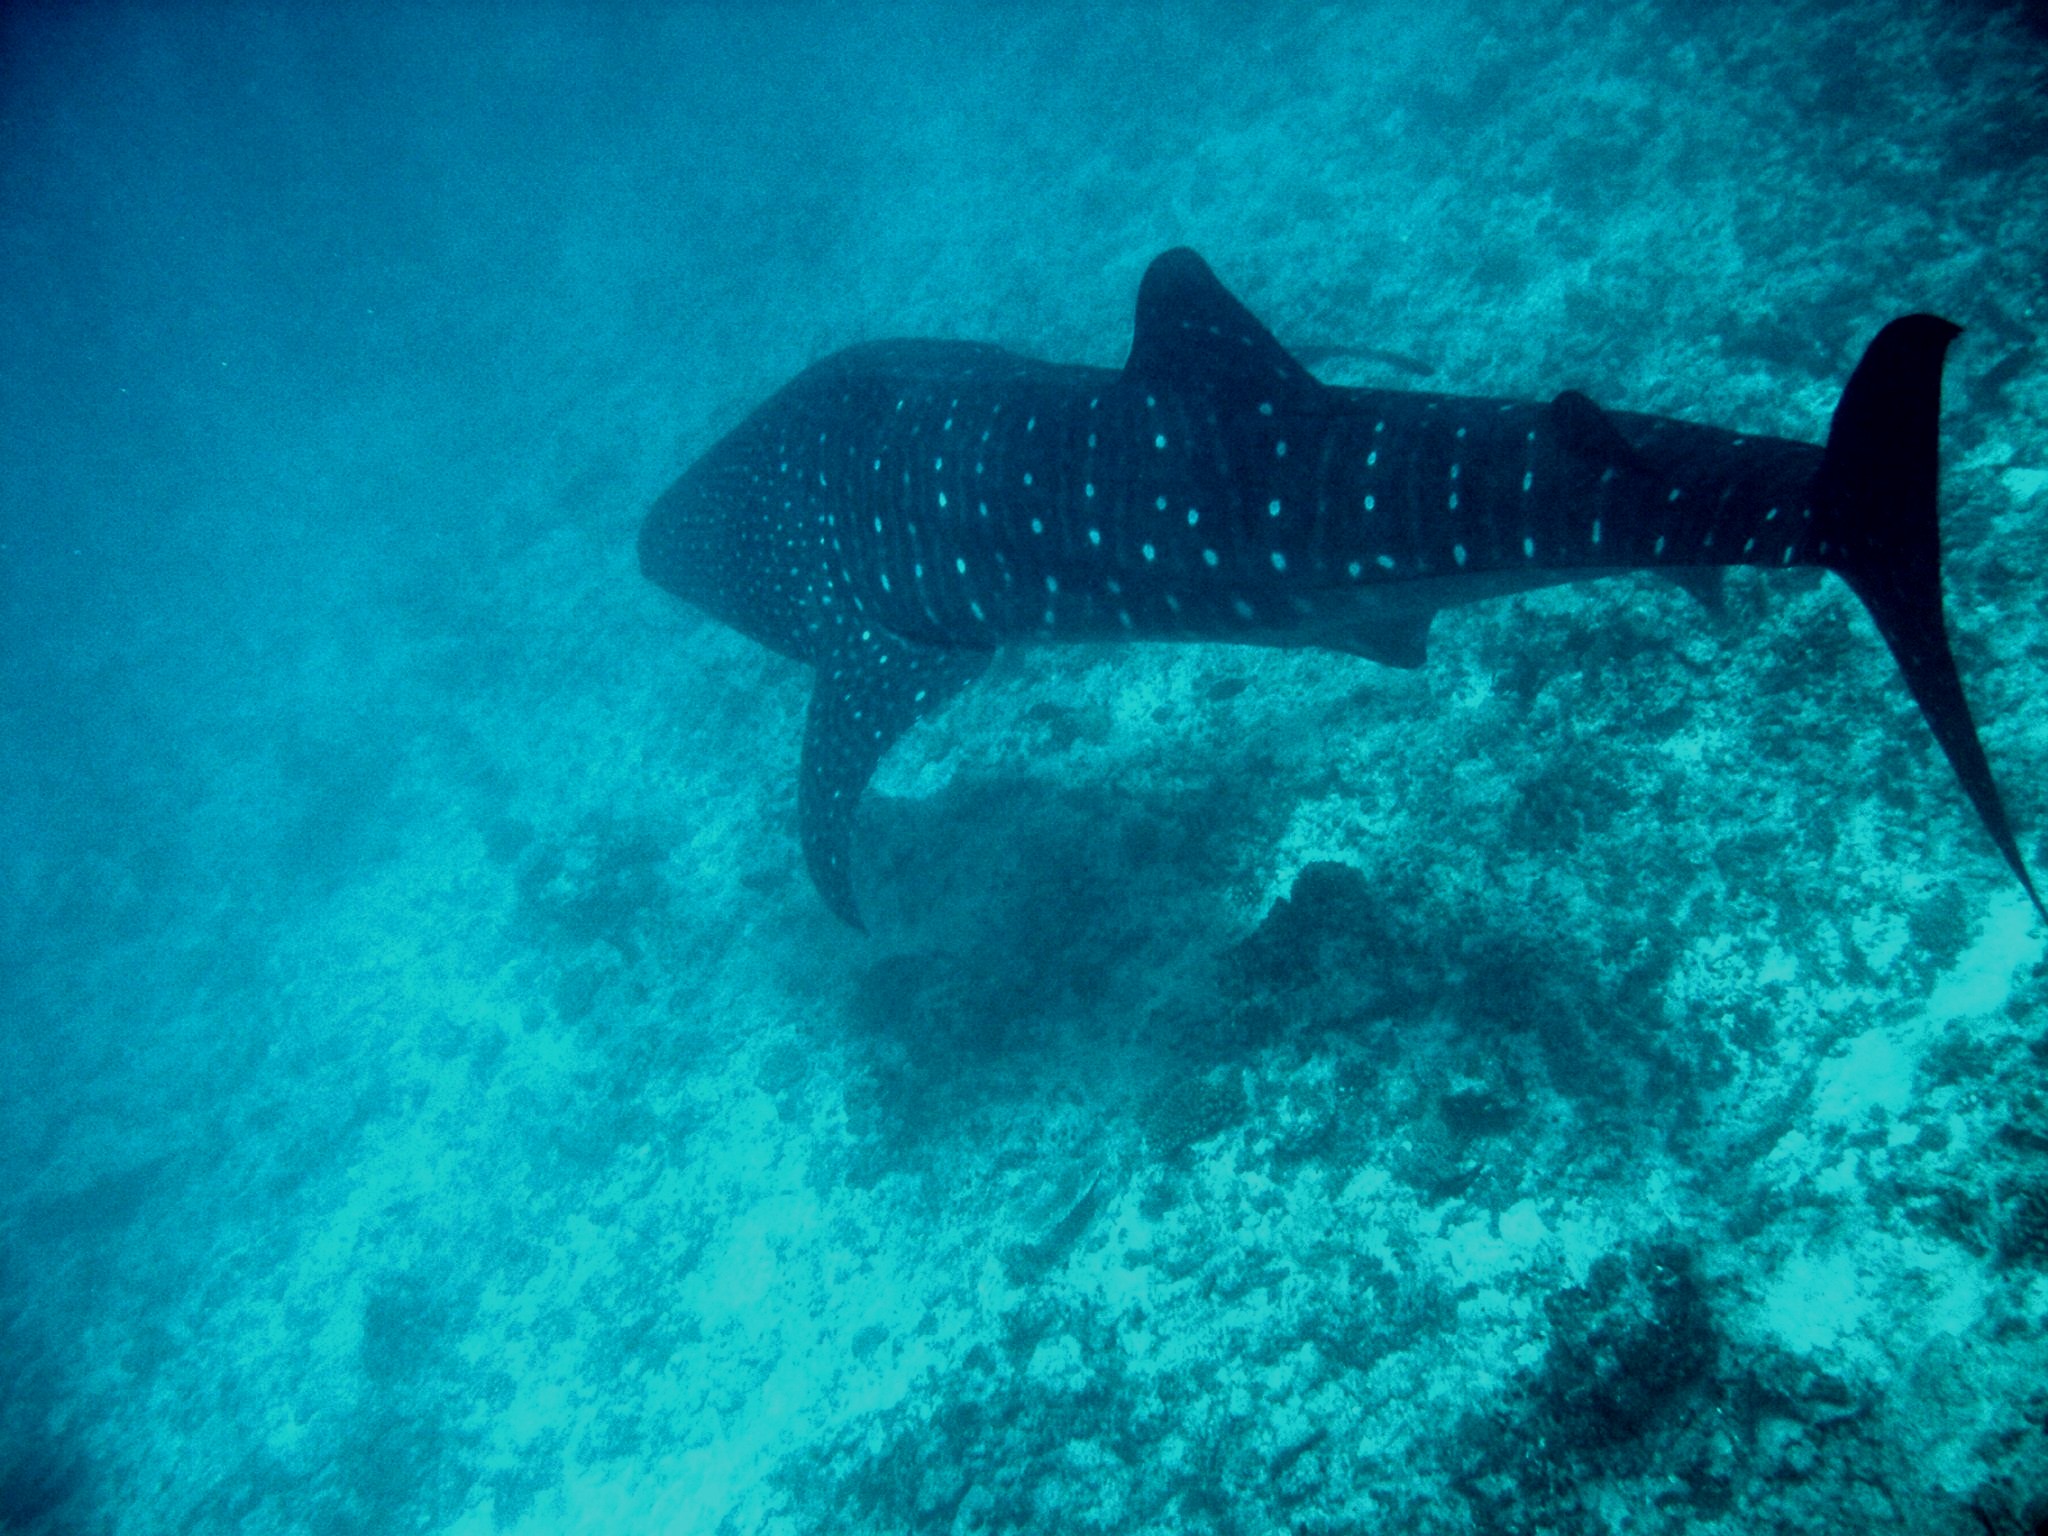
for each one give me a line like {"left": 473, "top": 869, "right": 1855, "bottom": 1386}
{"left": 5, "top": 3, "right": 2047, "bottom": 1531}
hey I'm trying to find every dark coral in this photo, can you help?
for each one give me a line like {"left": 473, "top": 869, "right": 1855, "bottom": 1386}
{"left": 1533, "top": 1243, "right": 1719, "bottom": 1452}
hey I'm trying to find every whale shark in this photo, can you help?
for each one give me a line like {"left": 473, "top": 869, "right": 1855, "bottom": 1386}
{"left": 640, "top": 248, "right": 2042, "bottom": 931}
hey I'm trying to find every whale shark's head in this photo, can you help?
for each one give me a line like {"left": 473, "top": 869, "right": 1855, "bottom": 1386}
{"left": 638, "top": 416, "right": 819, "bottom": 664}
{"left": 636, "top": 471, "right": 713, "bottom": 606}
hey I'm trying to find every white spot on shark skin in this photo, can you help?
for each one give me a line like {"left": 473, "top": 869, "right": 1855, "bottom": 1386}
{"left": 1023, "top": 472, "right": 1034, "bottom": 486}
{"left": 880, "top": 573, "right": 891, "bottom": 592}
{"left": 935, "top": 457, "right": 943, "bottom": 470}
{"left": 1088, "top": 433, "right": 1097, "bottom": 448}
{"left": 1045, "top": 575, "right": 1059, "bottom": 594}
{"left": 1258, "top": 402, "right": 1274, "bottom": 416}
{"left": 1654, "top": 535, "right": 1667, "bottom": 556}
{"left": 1454, "top": 543, "right": 1468, "bottom": 566}
{"left": 1188, "top": 508, "right": 1201, "bottom": 526}
{"left": 873, "top": 517, "right": 883, "bottom": 533}
{"left": 1146, "top": 395, "right": 1157, "bottom": 408}
{"left": 1522, "top": 471, "right": 1533, "bottom": 492}
{"left": 1592, "top": 519, "right": 1602, "bottom": 546}
{"left": 872, "top": 458, "right": 882, "bottom": 471}
{"left": 979, "top": 502, "right": 988, "bottom": 517}
{"left": 1031, "top": 518, "right": 1044, "bottom": 534}
{"left": 956, "top": 558, "right": 967, "bottom": 574}
{"left": 1268, "top": 499, "right": 1282, "bottom": 518}
{"left": 1271, "top": 551, "right": 1287, "bottom": 571}
{"left": 1142, "top": 543, "right": 1157, "bottom": 561}
{"left": 1669, "top": 488, "right": 1683, "bottom": 501}
{"left": 1085, "top": 483, "right": 1096, "bottom": 498}
{"left": 970, "top": 601, "right": 985, "bottom": 620}
{"left": 1765, "top": 506, "right": 1780, "bottom": 521}
{"left": 1155, "top": 495, "right": 1168, "bottom": 511}
{"left": 1523, "top": 537, "right": 1535, "bottom": 559}
{"left": 1203, "top": 549, "right": 1220, "bottom": 566}
{"left": 1348, "top": 561, "right": 1363, "bottom": 578}
{"left": 1275, "top": 440, "right": 1288, "bottom": 458}
{"left": 913, "top": 563, "right": 924, "bottom": 579}
{"left": 1026, "top": 416, "right": 1036, "bottom": 431}
{"left": 1088, "top": 529, "right": 1102, "bottom": 545}
{"left": 1119, "top": 610, "right": 1133, "bottom": 628}
{"left": 938, "top": 492, "right": 948, "bottom": 509}
{"left": 1449, "top": 493, "right": 1459, "bottom": 510}
{"left": 1156, "top": 434, "right": 1168, "bottom": 449}
{"left": 1744, "top": 537, "right": 1757, "bottom": 554}
{"left": 1368, "top": 450, "right": 1378, "bottom": 466}
{"left": 1378, "top": 554, "right": 1396, "bottom": 570}
{"left": 1364, "top": 495, "right": 1376, "bottom": 511}
{"left": 1450, "top": 462, "right": 1460, "bottom": 479}
{"left": 1234, "top": 598, "right": 1256, "bottom": 618}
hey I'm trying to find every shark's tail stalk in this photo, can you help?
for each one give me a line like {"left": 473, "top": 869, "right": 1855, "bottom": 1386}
{"left": 1814, "top": 314, "right": 2045, "bottom": 924}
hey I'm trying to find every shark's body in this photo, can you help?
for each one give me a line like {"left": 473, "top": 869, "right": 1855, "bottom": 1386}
{"left": 641, "top": 249, "right": 2042, "bottom": 929}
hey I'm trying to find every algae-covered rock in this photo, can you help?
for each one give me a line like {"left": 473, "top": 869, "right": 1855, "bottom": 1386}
{"left": 1142, "top": 1072, "right": 1245, "bottom": 1159}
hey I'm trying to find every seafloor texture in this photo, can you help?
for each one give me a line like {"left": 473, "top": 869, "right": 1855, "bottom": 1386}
{"left": 4, "top": 2, "right": 2048, "bottom": 1532}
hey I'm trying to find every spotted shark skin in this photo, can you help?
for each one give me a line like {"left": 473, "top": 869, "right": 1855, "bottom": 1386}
{"left": 641, "top": 248, "right": 2042, "bottom": 930}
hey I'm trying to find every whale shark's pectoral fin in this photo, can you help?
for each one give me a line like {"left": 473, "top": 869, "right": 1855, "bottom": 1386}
{"left": 798, "top": 630, "right": 992, "bottom": 931}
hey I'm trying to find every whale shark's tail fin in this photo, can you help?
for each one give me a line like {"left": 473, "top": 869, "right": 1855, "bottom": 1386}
{"left": 1815, "top": 314, "right": 2044, "bottom": 924}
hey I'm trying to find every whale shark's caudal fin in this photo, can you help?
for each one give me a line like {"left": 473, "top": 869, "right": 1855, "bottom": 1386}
{"left": 1816, "top": 315, "right": 2045, "bottom": 924}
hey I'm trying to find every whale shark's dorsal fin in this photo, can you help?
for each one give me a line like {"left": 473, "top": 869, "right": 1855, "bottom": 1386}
{"left": 1123, "top": 247, "right": 1327, "bottom": 405}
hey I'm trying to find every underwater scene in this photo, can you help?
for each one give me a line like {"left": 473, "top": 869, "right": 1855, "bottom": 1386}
{"left": 5, "top": 2, "right": 2048, "bottom": 1531}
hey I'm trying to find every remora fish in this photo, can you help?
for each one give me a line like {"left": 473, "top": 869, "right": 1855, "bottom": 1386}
{"left": 640, "top": 248, "right": 2042, "bottom": 931}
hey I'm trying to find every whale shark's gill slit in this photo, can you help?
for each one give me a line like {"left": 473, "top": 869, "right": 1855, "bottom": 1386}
{"left": 639, "top": 249, "right": 2040, "bottom": 930}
